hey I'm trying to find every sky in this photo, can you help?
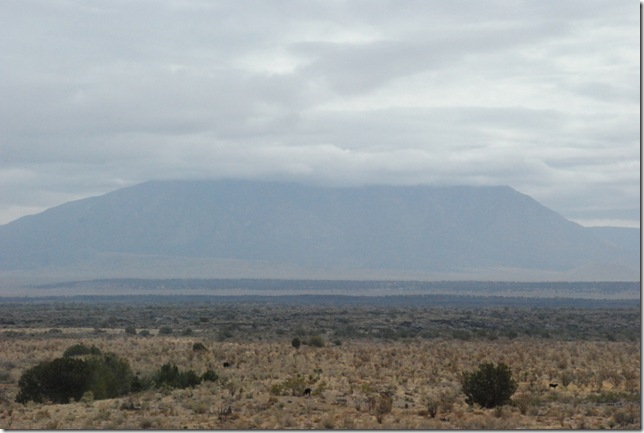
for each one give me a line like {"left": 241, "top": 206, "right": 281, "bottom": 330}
{"left": 0, "top": 0, "right": 640, "bottom": 228}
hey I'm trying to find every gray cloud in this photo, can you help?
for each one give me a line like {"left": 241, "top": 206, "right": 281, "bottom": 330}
{"left": 0, "top": 0, "right": 639, "bottom": 227}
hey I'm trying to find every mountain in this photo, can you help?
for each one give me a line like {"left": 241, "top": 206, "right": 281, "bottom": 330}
{"left": 585, "top": 226, "right": 640, "bottom": 259}
{"left": 0, "top": 180, "right": 639, "bottom": 281}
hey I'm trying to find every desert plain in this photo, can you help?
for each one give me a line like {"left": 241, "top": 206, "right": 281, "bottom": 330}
{"left": 0, "top": 296, "right": 639, "bottom": 429}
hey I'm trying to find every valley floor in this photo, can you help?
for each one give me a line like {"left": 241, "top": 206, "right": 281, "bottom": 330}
{"left": 0, "top": 300, "right": 640, "bottom": 429}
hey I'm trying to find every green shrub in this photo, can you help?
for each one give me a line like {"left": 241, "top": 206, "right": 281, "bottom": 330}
{"left": 0, "top": 370, "right": 12, "bottom": 383}
{"left": 16, "top": 357, "right": 91, "bottom": 404}
{"left": 217, "top": 329, "right": 233, "bottom": 341}
{"left": 63, "top": 343, "right": 102, "bottom": 358}
{"left": 460, "top": 362, "right": 517, "bottom": 408}
{"left": 426, "top": 399, "right": 439, "bottom": 418}
{"left": 201, "top": 369, "right": 218, "bottom": 382}
{"left": 192, "top": 342, "right": 207, "bottom": 352}
{"left": 612, "top": 408, "right": 639, "bottom": 427}
{"left": 130, "top": 374, "right": 144, "bottom": 393}
{"left": 80, "top": 390, "right": 94, "bottom": 404}
{"left": 86, "top": 352, "right": 134, "bottom": 399}
{"left": 16, "top": 346, "right": 134, "bottom": 404}
{"left": 451, "top": 330, "right": 472, "bottom": 341}
{"left": 270, "top": 374, "right": 319, "bottom": 396}
{"left": 308, "top": 335, "right": 325, "bottom": 348}
{"left": 158, "top": 326, "right": 173, "bottom": 335}
{"left": 153, "top": 363, "right": 201, "bottom": 389}
{"left": 291, "top": 337, "right": 301, "bottom": 349}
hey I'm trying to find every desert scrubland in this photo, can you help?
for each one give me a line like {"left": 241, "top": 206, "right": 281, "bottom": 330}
{"left": 0, "top": 299, "right": 640, "bottom": 429}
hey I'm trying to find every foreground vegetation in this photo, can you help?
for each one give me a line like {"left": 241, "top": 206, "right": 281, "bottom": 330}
{"left": 0, "top": 298, "right": 640, "bottom": 429}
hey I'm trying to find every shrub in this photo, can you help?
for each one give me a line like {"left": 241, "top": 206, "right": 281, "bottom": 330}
{"left": 270, "top": 375, "right": 311, "bottom": 396}
{"left": 192, "top": 342, "right": 208, "bottom": 352}
{"left": 16, "top": 357, "right": 92, "bottom": 404}
{"left": 0, "top": 370, "right": 12, "bottom": 384}
{"left": 291, "top": 337, "right": 301, "bottom": 349}
{"left": 460, "top": 362, "right": 517, "bottom": 408}
{"left": 80, "top": 390, "right": 94, "bottom": 404}
{"left": 201, "top": 369, "right": 218, "bottom": 382}
{"left": 512, "top": 393, "right": 540, "bottom": 415}
{"left": 158, "top": 326, "right": 173, "bottom": 335}
{"left": 124, "top": 326, "right": 137, "bottom": 335}
{"left": 16, "top": 347, "right": 134, "bottom": 404}
{"left": 561, "top": 370, "right": 575, "bottom": 387}
{"left": 505, "top": 330, "right": 519, "bottom": 339}
{"left": 86, "top": 352, "right": 134, "bottom": 399}
{"left": 63, "top": 343, "right": 102, "bottom": 358}
{"left": 370, "top": 393, "right": 393, "bottom": 424}
{"left": 452, "top": 330, "right": 471, "bottom": 341}
{"left": 308, "top": 335, "right": 325, "bottom": 348}
{"left": 612, "top": 408, "right": 639, "bottom": 427}
{"left": 426, "top": 399, "right": 439, "bottom": 418}
{"left": 130, "top": 374, "right": 144, "bottom": 393}
{"left": 217, "top": 329, "right": 233, "bottom": 341}
{"left": 153, "top": 363, "right": 201, "bottom": 389}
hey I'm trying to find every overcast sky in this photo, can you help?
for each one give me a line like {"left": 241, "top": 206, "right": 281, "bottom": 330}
{"left": 0, "top": 0, "right": 639, "bottom": 227}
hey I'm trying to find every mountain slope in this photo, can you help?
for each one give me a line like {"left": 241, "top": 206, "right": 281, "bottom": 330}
{"left": 586, "top": 226, "right": 640, "bottom": 258}
{"left": 0, "top": 180, "right": 638, "bottom": 280}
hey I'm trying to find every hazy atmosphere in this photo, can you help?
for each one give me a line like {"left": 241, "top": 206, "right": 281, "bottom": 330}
{"left": 1, "top": 4, "right": 640, "bottom": 428}
{"left": 0, "top": 0, "right": 639, "bottom": 227}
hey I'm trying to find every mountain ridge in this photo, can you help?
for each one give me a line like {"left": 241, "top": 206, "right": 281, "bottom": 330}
{"left": 0, "top": 179, "right": 638, "bottom": 281}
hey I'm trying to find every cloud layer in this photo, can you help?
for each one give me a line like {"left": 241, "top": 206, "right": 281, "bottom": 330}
{"left": 0, "top": 0, "right": 639, "bottom": 226}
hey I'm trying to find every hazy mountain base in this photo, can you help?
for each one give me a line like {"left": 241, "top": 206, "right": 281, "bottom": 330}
{"left": 0, "top": 278, "right": 639, "bottom": 302}
{"left": 0, "top": 251, "right": 639, "bottom": 296}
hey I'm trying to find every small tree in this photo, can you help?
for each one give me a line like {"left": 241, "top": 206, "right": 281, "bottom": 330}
{"left": 460, "top": 362, "right": 517, "bottom": 408}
